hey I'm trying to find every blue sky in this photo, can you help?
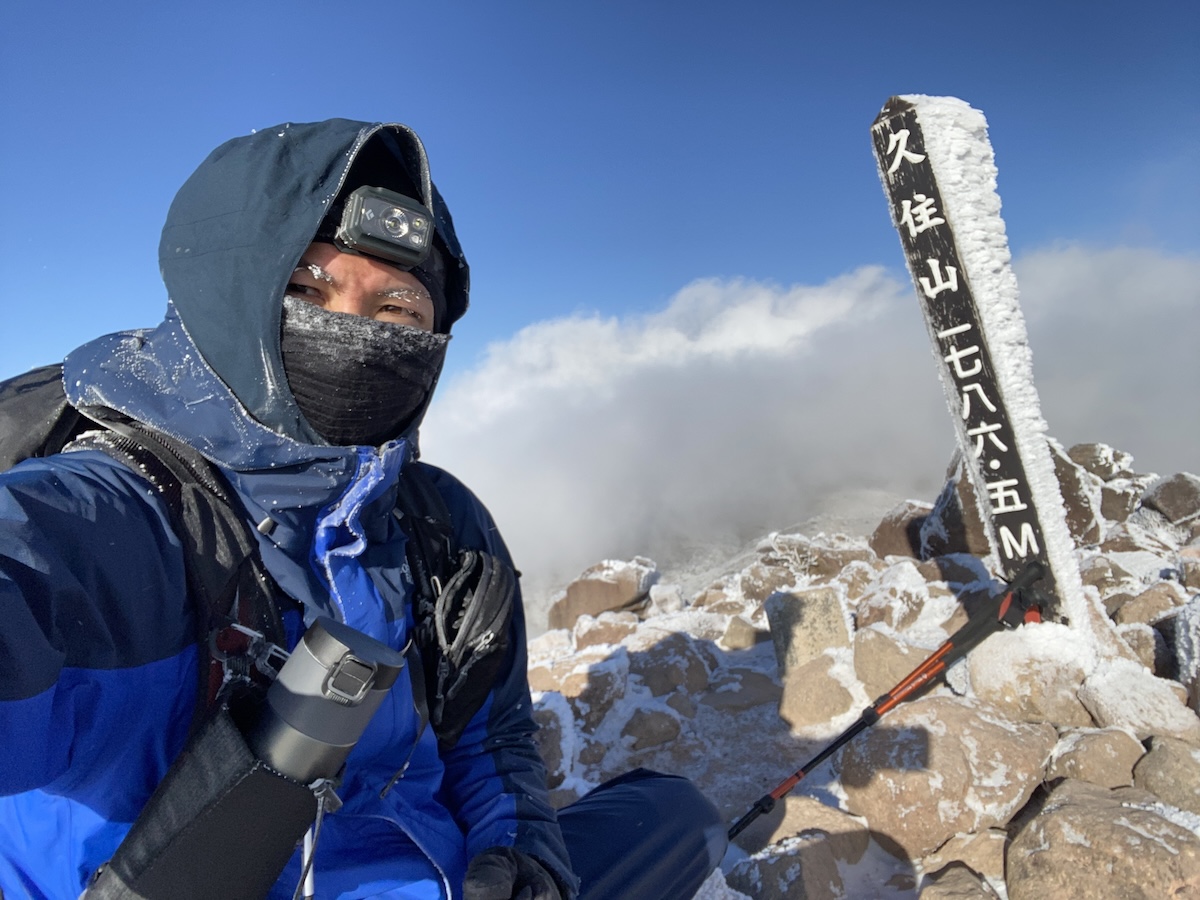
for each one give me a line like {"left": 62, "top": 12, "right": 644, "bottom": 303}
{"left": 2, "top": 0, "right": 1195, "bottom": 376}
{"left": 2, "top": 1, "right": 1197, "bottom": 602}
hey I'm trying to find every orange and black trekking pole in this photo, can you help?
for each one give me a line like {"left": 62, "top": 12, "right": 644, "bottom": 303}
{"left": 727, "top": 560, "right": 1048, "bottom": 840}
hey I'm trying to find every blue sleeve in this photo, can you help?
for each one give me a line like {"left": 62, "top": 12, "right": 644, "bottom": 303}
{"left": 0, "top": 451, "right": 197, "bottom": 804}
{"left": 421, "top": 466, "right": 579, "bottom": 896}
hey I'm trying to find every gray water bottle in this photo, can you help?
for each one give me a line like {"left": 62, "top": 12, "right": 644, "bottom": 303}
{"left": 244, "top": 617, "right": 407, "bottom": 783}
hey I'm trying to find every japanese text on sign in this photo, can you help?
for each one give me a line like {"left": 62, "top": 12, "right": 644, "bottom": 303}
{"left": 872, "top": 102, "right": 1045, "bottom": 569}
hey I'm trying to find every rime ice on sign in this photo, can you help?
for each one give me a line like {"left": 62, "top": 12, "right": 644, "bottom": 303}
{"left": 870, "top": 95, "right": 1090, "bottom": 633}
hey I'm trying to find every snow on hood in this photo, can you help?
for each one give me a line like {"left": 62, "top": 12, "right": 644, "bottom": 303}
{"left": 157, "top": 119, "right": 469, "bottom": 444}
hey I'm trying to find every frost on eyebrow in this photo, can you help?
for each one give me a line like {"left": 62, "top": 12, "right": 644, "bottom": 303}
{"left": 381, "top": 288, "right": 429, "bottom": 303}
{"left": 297, "top": 263, "right": 334, "bottom": 283}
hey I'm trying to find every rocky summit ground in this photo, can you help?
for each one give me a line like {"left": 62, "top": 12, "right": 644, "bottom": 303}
{"left": 526, "top": 441, "right": 1200, "bottom": 899}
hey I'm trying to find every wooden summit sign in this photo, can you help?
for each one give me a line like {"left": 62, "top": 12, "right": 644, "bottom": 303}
{"left": 870, "top": 95, "right": 1073, "bottom": 614}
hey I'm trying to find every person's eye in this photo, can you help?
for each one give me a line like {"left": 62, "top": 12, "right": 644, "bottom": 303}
{"left": 381, "top": 304, "right": 422, "bottom": 322}
{"left": 378, "top": 289, "right": 432, "bottom": 327}
{"left": 286, "top": 282, "right": 323, "bottom": 301}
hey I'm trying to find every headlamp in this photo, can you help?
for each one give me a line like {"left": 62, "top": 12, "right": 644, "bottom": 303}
{"left": 334, "top": 185, "right": 434, "bottom": 270}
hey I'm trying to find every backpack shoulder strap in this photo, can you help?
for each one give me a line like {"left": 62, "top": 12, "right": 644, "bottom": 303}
{"left": 0, "top": 367, "right": 280, "bottom": 711}
{"left": 68, "top": 414, "right": 288, "bottom": 719}
{"left": 0, "top": 363, "right": 91, "bottom": 469}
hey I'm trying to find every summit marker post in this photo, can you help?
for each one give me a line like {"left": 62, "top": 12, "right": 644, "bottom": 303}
{"left": 870, "top": 95, "right": 1126, "bottom": 656}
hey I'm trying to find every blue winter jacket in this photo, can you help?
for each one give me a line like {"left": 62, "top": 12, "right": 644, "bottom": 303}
{"left": 0, "top": 120, "right": 575, "bottom": 899}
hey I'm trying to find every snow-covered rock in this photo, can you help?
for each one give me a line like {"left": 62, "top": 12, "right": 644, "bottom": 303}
{"left": 1132, "top": 735, "right": 1200, "bottom": 817}
{"left": 526, "top": 447, "right": 1200, "bottom": 898}
{"left": 966, "top": 624, "right": 1095, "bottom": 727}
{"left": 1142, "top": 472, "right": 1200, "bottom": 526}
{"left": 1006, "top": 780, "right": 1200, "bottom": 899}
{"left": 1067, "top": 442, "right": 1135, "bottom": 482}
{"left": 920, "top": 863, "right": 1000, "bottom": 899}
{"left": 1079, "top": 657, "right": 1200, "bottom": 742}
{"left": 546, "top": 556, "right": 658, "bottom": 630}
{"left": 836, "top": 695, "right": 1056, "bottom": 858}
{"left": 868, "top": 499, "right": 931, "bottom": 560}
{"left": 764, "top": 586, "right": 851, "bottom": 674}
{"left": 919, "top": 831, "right": 1006, "bottom": 894}
{"left": 1045, "top": 727, "right": 1145, "bottom": 789}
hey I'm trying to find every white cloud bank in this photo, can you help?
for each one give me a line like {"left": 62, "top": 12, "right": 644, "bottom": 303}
{"left": 422, "top": 246, "right": 1199, "bottom": 623}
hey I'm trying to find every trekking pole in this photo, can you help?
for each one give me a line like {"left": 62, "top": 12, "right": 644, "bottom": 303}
{"left": 727, "top": 560, "right": 1047, "bottom": 840}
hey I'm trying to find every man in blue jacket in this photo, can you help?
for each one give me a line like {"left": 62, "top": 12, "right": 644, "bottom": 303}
{"left": 0, "top": 120, "right": 727, "bottom": 899}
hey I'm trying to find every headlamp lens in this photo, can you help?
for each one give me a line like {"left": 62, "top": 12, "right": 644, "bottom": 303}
{"left": 383, "top": 208, "right": 410, "bottom": 239}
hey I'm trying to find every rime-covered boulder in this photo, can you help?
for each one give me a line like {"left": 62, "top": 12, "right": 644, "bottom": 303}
{"left": 725, "top": 828, "right": 861, "bottom": 900}
{"left": 837, "top": 695, "right": 1055, "bottom": 858}
{"left": 1099, "top": 479, "right": 1142, "bottom": 523}
{"left": 1176, "top": 594, "right": 1200, "bottom": 714}
{"left": 621, "top": 707, "right": 681, "bottom": 751}
{"left": 919, "top": 460, "right": 992, "bottom": 559}
{"left": 737, "top": 560, "right": 800, "bottom": 607}
{"left": 718, "top": 614, "right": 763, "bottom": 650}
{"left": 761, "top": 532, "right": 875, "bottom": 585}
{"left": 778, "top": 654, "right": 855, "bottom": 730}
{"left": 1078, "top": 553, "right": 1135, "bottom": 598}
{"left": 625, "top": 630, "right": 711, "bottom": 697}
{"left": 571, "top": 610, "right": 639, "bottom": 649}
{"left": 1142, "top": 472, "right": 1200, "bottom": 525}
{"left": 1133, "top": 734, "right": 1200, "bottom": 816}
{"left": 1067, "top": 442, "right": 1134, "bottom": 481}
{"left": 764, "top": 585, "right": 851, "bottom": 675}
{"left": 1078, "top": 657, "right": 1200, "bottom": 742}
{"left": 1182, "top": 538, "right": 1200, "bottom": 592}
{"left": 854, "top": 559, "right": 952, "bottom": 632}
{"left": 920, "top": 863, "right": 1000, "bottom": 899}
{"left": 699, "top": 667, "right": 780, "bottom": 713}
{"left": 1048, "top": 438, "right": 1105, "bottom": 546}
{"left": 729, "top": 793, "right": 870, "bottom": 859}
{"left": 546, "top": 557, "right": 659, "bottom": 631}
{"left": 1044, "top": 727, "right": 1145, "bottom": 788}
{"left": 1117, "top": 621, "right": 1169, "bottom": 673}
{"left": 1113, "top": 580, "right": 1186, "bottom": 626}
{"left": 966, "top": 624, "right": 1095, "bottom": 728}
{"left": 1006, "top": 780, "right": 1200, "bottom": 900}
{"left": 527, "top": 645, "right": 628, "bottom": 733}
{"left": 919, "top": 830, "right": 1007, "bottom": 895}
{"left": 868, "top": 498, "right": 930, "bottom": 559}
{"left": 852, "top": 623, "right": 925, "bottom": 701}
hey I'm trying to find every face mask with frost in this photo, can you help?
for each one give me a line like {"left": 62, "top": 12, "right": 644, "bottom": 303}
{"left": 280, "top": 296, "right": 449, "bottom": 446}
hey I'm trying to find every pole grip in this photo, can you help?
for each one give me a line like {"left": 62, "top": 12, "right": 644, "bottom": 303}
{"left": 728, "top": 794, "right": 775, "bottom": 840}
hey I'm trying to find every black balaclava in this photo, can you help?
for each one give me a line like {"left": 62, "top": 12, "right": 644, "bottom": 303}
{"left": 281, "top": 132, "right": 453, "bottom": 447}
{"left": 280, "top": 296, "right": 448, "bottom": 447}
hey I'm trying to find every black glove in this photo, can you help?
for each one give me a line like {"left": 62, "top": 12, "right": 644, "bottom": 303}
{"left": 463, "top": 846, "right": 563, "bottom": 900}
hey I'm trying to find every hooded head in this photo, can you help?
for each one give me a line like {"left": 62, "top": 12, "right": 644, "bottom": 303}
{"left": 159, "top": 119, "right": 469, "bottom": 446}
